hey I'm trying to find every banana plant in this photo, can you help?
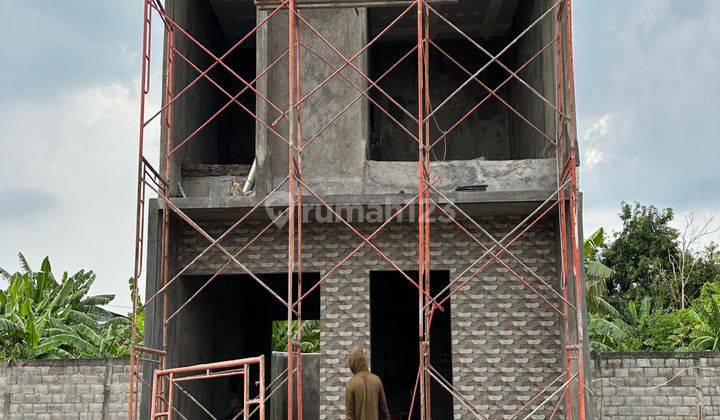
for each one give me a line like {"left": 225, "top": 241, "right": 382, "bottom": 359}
{"left": 587, "top": 313, "right": 628, "bottom": 351}
{"left": 0, "top": 254, "right": 132, "bottom": 361}
{"left": 588, "top": 296, "right": 681, "bottom": 352}
{"left": 272, "top": 320, "right": 320, "bottom": 353}
{"left": 687, "top": 282, "right": 720, "bottom": 350}
{"left": 584, "top": 228, "right": 619, "bottom": 317}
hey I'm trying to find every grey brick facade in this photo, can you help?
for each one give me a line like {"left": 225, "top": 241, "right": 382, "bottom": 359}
{"left": 173, "top": 216, "right": 563, "bottom": 419}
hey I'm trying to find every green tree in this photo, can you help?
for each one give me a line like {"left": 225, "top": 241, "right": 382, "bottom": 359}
{"left": 602, "top": 202, "right": 680, "bottom": 303}
{"left": 662, "top": 215, "right": 719, "bottom": 309}
{"left": 272, "top": 320, "right": 320, "bottom": 353}
{"left": 685, "top": 243, "right": 720, "bottom": 303}
{"left": 0, "top": 254, "right": 135, "bottom": 361}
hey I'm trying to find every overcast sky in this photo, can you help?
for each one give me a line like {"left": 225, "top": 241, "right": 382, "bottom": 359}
{"left": 0, "top": 1, "right": 718, "bottom": 308}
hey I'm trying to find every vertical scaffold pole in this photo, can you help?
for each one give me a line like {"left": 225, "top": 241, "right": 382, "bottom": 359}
{"left": 564, "top": 0, "right": 588, "bottom": 418}
{"left": 159, "top": 20, "right": 175, "bottom": 412}
{"left": 555, "top": 3, "right": 574, "bottom": 418}
{"left": 416, "top": 1, "right": 430, "bottom": 418}
{"left": 422, "top": 1, "right": 433, "bottom": 418}
{"left": 287, "top": 0, "right": 298, "bottom": 418}
{"left": 294, "top": 4, "right": 304, "bottom": 419}
{"left": 129, "top": 1, "right": 152, "bottom": 417}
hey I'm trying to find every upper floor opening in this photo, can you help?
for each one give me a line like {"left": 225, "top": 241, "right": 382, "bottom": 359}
{"left": 167, "top": 0, "right": 258, "bottom": 196}
{"left": 367, "top": 0, "right": 555, "bottom": 162}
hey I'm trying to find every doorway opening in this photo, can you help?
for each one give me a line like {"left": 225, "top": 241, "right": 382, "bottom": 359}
{"left": 370, "top": 270, "right": 453, "bottom": 419}
{"left": 170, "top": 272, "right": 320, "bottom": 419}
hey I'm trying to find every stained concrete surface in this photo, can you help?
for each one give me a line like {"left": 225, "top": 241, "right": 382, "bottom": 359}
{"left": 269, "top": 352, "right": 321, "bottom": 420}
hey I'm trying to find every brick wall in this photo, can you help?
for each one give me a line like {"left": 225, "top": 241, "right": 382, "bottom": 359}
{"left": 0, "top": 358, "right": 129, "bottom": 419}
{"left": 173, "top": 216, "right": 563, "bottom": 419}
{"left": 592, "top": 352, "right": 720, "bottom": 419}
{"left": 1, "top": 354, "right": 719, "bottom": 418}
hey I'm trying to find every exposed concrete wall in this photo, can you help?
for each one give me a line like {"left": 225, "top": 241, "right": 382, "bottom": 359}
{"left": 256, "top": 8, "right": 369, "bottom": 195}
{"left": 363, "top": 158, "right": 556, "bottom": 194}
{"left": 140, "top": 203, "right": 162, "bottom": 420}
{"left": 170, "top": 157, "right": 558, "bottom": 198}
{"left": 0, "top": 358, "right": 129, "bottom": 419}
{"left": 507, "top": 0, "right": 557, "bottom": 159}
{"left": 269, "top": 352, "right": 321, "bottom": 420}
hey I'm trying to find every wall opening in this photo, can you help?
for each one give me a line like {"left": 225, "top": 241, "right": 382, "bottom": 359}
{"left": 370, "top": 271, "right": 453, "bottom": 419}
{"left": 170, "top": 0, "right": 258, "bottom": 192}
{"left": 367, "top": 0, "right": 555, "bottom": 162}
{"left": 169, "top": 273, "right": 320, "bottom": 419}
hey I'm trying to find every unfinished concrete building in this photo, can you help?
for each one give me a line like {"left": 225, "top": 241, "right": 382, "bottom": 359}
{"left": 131, "top": 0, "right": 591, "bottom": 418}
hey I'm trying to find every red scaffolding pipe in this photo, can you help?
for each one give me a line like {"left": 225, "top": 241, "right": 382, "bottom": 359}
{"left": 129, "top": 0, "right": 591, "bottom": 418}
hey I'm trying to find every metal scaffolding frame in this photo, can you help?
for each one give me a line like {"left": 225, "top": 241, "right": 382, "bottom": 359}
{"left": 129, "top": 0, "right": 590, "bottom": 418}
{"left": 149, "top": 357, "right": 266, "bottom": 419}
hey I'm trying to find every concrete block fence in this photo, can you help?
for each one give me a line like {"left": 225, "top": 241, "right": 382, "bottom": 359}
{"left": 0, "top": 358, "right": 129, "bottom": 419}
{"left": 592, "top": 352, "right": 720, "bottom": 419}
{"left": 1, "top": 353, "right": 719, "bottom": 418}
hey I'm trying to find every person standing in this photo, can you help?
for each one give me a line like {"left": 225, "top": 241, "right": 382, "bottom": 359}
{"left": 345, "top": 346, "right": 390, "bottom": 420}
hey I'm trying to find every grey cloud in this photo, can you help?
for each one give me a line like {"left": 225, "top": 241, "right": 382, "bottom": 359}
{"left": 0, "top": 1, "right": 140, "bottom": 101}
{"left": 575, "top": 0, "right": 720, "bottom": 214}
{"left": 0, "top": 188, "right": 59, "bottom": 223}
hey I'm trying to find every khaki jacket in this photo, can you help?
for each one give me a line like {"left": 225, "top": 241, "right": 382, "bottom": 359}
{"left": 345, "top": 346, "right": 390, "bottom": 420}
